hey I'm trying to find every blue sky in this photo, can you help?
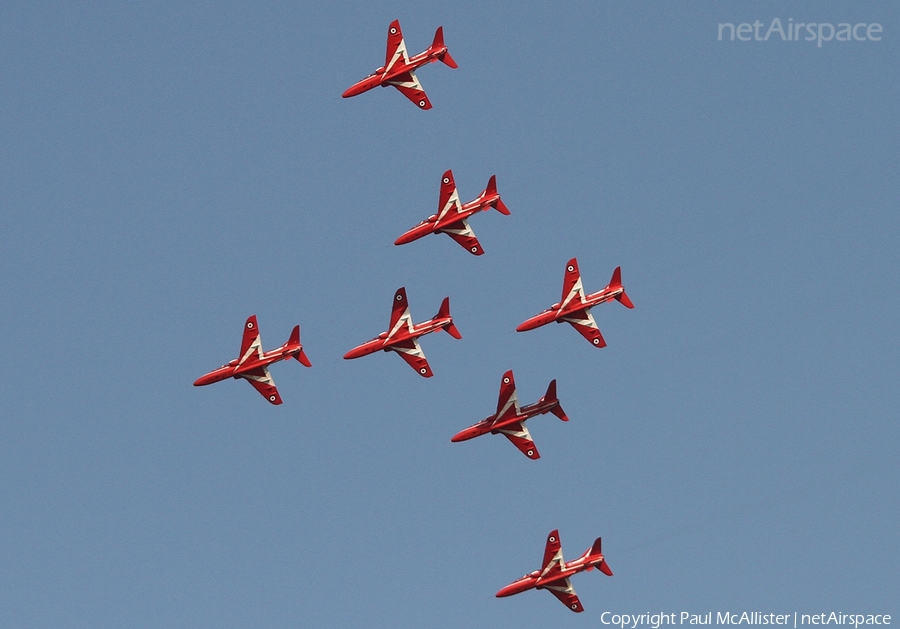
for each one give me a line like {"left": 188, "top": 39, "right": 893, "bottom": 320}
{"left": 1, "top": 1, "right": 897, "bottom": 627}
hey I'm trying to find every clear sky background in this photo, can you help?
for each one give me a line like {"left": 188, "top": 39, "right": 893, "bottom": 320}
{"left": 1, "top": 1, "right": 897, "bottom": 627}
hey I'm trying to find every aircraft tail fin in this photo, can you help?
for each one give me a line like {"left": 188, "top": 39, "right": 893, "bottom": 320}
{"left": 609, "top": 266, "right": 635, "bottom": 309}
{"left": 485, "top": 175, "right": 511, "bottom": 215}
{"left": 436, "top": 297, "right": 462, "bottom": 339}
{"left": 287, "top": 325, "right": 312, "bottom": 367}
{"left": 432, "top": 26, "right": 458, "bottom": 68}
{"left": 609, "top": 266, "right": 622, "bottom": 288}
{"left": 542, "top": 379, "right": 569, "bottom": 421}
{"left": 590, "top": 538, "right": 613, "bottom": 576}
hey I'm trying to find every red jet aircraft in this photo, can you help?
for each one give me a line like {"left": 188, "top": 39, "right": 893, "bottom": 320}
{"left": 395, "top": 169, "right": 511, "bottom": 255}
{"left": 451, "top": 370, "right": 568, "bottom": 459}
{"left": 343, "top": 288, "right": 461, "bottom": 377}
{"left": 517, "top": 258, "right": 634, "bottom": 348}
{"left": 193, "top": 315, "right": 311, "bottom": 405}
{"left": 496, "top": 529, "right": 613, "bottom": 613}
{"left": 342, "top": 20, "right": 457, "bottom": 110}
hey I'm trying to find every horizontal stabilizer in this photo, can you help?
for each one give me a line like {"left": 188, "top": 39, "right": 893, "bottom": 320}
{"left": 589, "top": 537, "right": 613, "bottom": 575}
{"left": 486, "top": 175, "right": 511, "bottom": 215}
{"left": 432, "top": 27, "right": 458, "bottom": 68}
{"left": 436, "top": 297, "right": 462, "bottom": 339}
{"left": 288, "top": 325, "right": 312, "bottom": 367}
{"left": 616, "top": 290, "right": 634, "bottom": 309}
{"left": 439, "top": 50, "right": 458, "bottom": 68}
{"left": 295, "top": 348, "right": 312, "bottom": 367}
{"left": 542, "top": 379, "right": 569, "bottom": 421}
{"left": 541, "top": 379, "right": 566, "bottom": 421}
{"left": 551, "top": 404, "right": 569, "bottom": 421}
{"left": 609, "top": 266, "right": 635, "bottom": 308}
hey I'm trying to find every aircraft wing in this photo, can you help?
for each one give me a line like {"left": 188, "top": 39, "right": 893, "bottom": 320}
{"left": 387, "top": 287, "right": 414, "bottom": 341}
{"left": 436, "top": 170, "right": 462, "bottom": 222}
{"left": 560, "top": 258, "right": 586, "bottom": 309}
{"left": 389, "top": 338, "right": 433, "bottom": 377}
{"left": 385, "top": 20, "right": 410, "bottom": 71}
{"left": 438, "top": 219, "right": 483, "bottom": 255}
{"left": 386, "top": 71, "right": 432, "bottom": 110}
{"left": 540, "top": 530, "right": 565, "bottom": 578}
{"left": 240, "top": 366, "right": 282, "bottom": 405}
{"left": 497, "top": 421, "right": 539, "bottom": 459}
{"left": 561, "top": 308, "right": 607, "bottom": 348}
{"left": 495, "top": 370, "right": 520, "bottom": 421}
{"left": 545, "top": 578, "right": 584, "bottom": 613}
{"left": 239, "top": 315, "right": 264, "bottom": 366}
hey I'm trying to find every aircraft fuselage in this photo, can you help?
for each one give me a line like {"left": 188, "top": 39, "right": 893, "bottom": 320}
{"left": 450, "top": 398, "right": 560, "bottom": 442}
{"left": 342, "top": 46, "right": 448, "bottom": 98}
{"left": 193, "top": 347, "right": 297, "bottom": 386}
{"left": 517, "top": 285, "right": 626, "bottom": 332}
{"left": 394, "top": 191, "right": 502, "bottom": 245}
{"left": 342, "top": 314, "right": 453, "bottom": 359}
{"left": 496, "top": 553, "right": 605, "bottom": 598}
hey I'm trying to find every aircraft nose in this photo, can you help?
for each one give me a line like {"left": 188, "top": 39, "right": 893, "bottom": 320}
{"left": 450, "top": 426, "right": 480, "bottom": 442}
{"left": 515, "top": 318, "right": 540, "bottom": 332}
{"left": 495, "top": 582, "right": 526, "bottom": 598}
{"left": 343, "top": 343, "right": 373, "bottom": 360}
{"left": 342, "top": 80, "right": 370, "bottom": 98}
{"left": 516, "top": 309, "right": 557, "bottom": 331}
{"left": 342, "top": 73, "right": 383, "bottom": 98}
{"left": 193, "top": 373, "right": 216, "bottom": 386}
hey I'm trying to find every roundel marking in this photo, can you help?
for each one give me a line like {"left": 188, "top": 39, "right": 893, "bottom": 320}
{"left": 443, "top": 177, "right": 450, "bottom": 184}
{"left": 471, "top": 247, "right": 478, "bottom": 253}
{"left": 567, "top": 265, "right": 575, "bottom": 272}
{"left": 592, "top": 338, "right": 601, "bottom": 345}
{"left": 396, "top": 294, "right": 403, "bottom": 301}
{"left": 419, "top": 368, "right": 428, "bottom": 374}
{"left": 549, "top": 536, "right": 556, "bottom": 542}
{"left": 390, "top": 27, "right": 397, "bottom": 34}
{"left": 269, "top": 395, "right": 276, "bottom": 402}
{"left": 527, "top": 450, "right": 534, "bottom": 456}
{"left": 503, "top": 377, "right": 510, "bottom": 384}
{"left": 418, "top": 100, "right": 426, "bottom": 107}
{"left": 571, "top": 604, "right": 579, "bottom": 610}
{"left": 247, "top": 322, "right": 254, "bottom": 329}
